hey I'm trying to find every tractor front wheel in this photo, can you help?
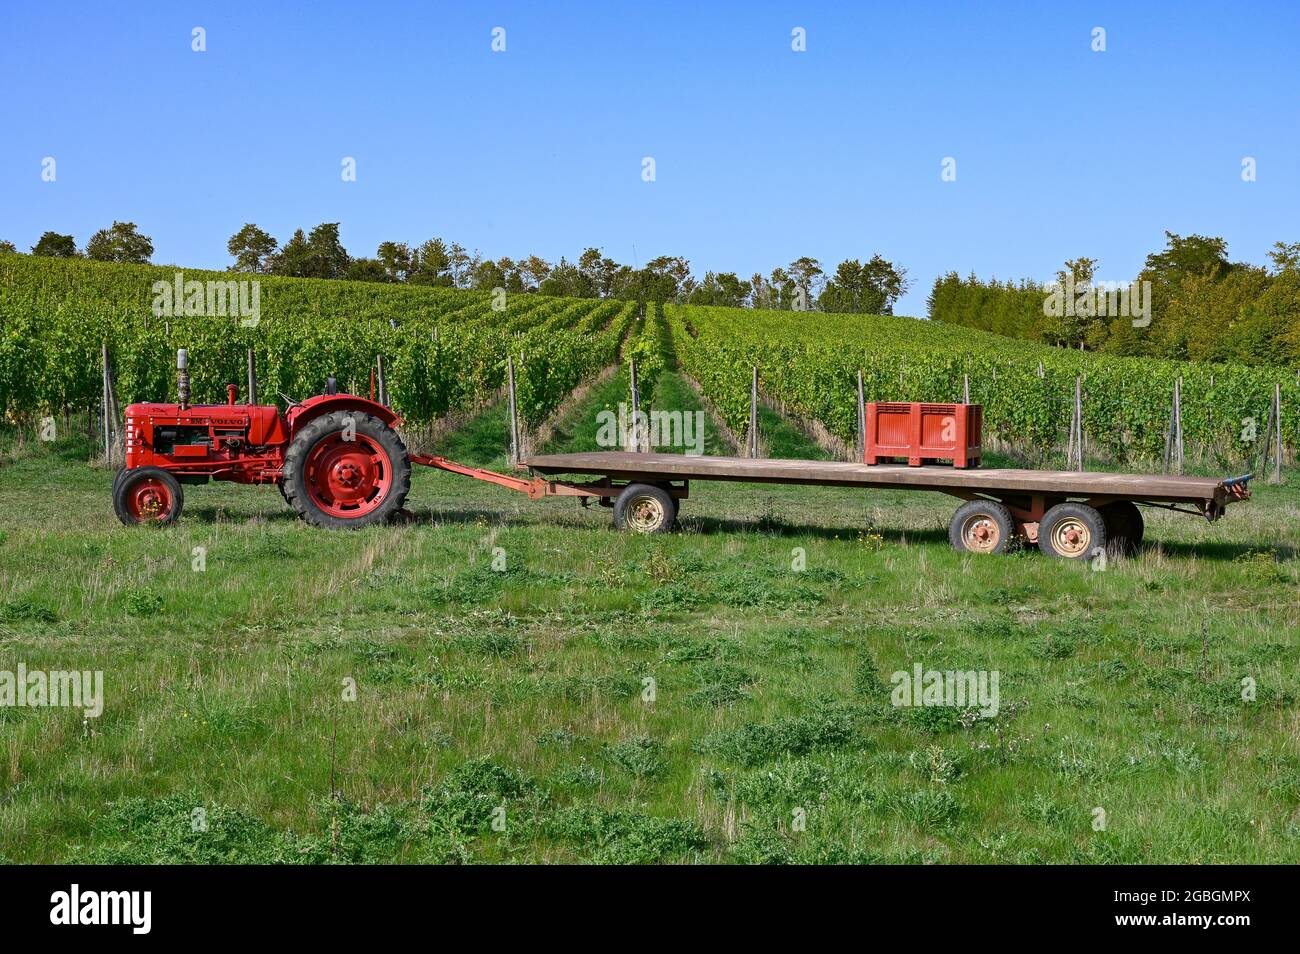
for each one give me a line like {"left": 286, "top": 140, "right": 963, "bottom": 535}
{"left": 282, "top": 411, "right": 411, "bottom": 529}
{"left": 114, "top": 466, "right": 184, "bottom": 526}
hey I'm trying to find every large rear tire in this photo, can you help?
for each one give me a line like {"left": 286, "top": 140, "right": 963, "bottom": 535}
{"left": 283, "top": 411, "right": 410, "bottom": 529}
{"left": 114, "top": 466, "right": 184, "bottom": 526}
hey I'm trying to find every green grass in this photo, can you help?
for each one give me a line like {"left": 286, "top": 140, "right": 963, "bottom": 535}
{"left": 1, "top": 429, "right": 1298, "bottom": 864}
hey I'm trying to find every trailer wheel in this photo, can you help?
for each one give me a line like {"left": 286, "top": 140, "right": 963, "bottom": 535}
{"left": 651, "top": 482, "right": 681, "bottom": 520}
{"left": 114, "top": 466, "right": 184, "bottom": 526}
{"left": 283, "top": 411, "right": 411, "bottom": 529}
{"left": 613, "top": 483, "right": 676, "bottom": 534}
{"left": 1039, "top": 503, "right": 1106, "bottom": 560}
{"left": 949, "top": 500, "right": 1014, "bottom": 555}
{"left": 1100, "top": 501, "right": 1144, "bottom": 557}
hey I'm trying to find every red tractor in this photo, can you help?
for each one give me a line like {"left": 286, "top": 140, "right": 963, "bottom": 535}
{"left": 114, "top": 350, "right": 410, "bottom": 528}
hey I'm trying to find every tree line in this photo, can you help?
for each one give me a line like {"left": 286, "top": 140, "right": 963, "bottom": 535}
{"left": 1, "top": 222, "right": 910, "bottom": 315}
{"left": 928, "top": 232, "right": 1300, "bottom": 366}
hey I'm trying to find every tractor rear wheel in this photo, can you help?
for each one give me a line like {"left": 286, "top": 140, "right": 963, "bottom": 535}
{"left": 282, "top": 411, "right": 410, "bottom": 529}
{"left": 114, "top": 466, "right": 184, "bottom": 526}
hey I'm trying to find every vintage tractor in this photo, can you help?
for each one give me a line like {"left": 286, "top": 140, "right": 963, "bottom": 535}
{"left": 114, "top": 350, "right": 410, "bottom": 528}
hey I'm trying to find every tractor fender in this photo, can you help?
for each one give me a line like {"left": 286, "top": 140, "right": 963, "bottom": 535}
{"left": 287, "top": 394, "right": 402, "bottom": 437}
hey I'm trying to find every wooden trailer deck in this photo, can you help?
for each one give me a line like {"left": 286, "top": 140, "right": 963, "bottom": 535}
{"left": 522, "top": 452, "right": 1234, "bottom": 508}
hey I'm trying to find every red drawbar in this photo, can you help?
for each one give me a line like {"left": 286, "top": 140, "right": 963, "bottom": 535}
{"left": 864, "top": 402, "right": 982, "bottom": 468}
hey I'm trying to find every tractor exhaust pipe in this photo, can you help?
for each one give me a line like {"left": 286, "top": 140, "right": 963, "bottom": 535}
{"left": 177, "top": 349, "right": 190, "bottom": 409}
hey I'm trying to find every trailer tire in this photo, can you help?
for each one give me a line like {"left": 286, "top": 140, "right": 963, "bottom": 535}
{"left": 651, "top": 482, "right": 680, "bottom": 520}
{"left": 613, "top": 483, "right": 676, "bottom": 534}
{"left": 1100, "top": 501, "right": 1143, "bottom": 557}
{"left": 1038, "top": 503, "right": 1106, "bottom": 561}
{"left": 949, "top": 500, "right": 1014, "bottom": 555}
{"left": 114, "top": 466, "right": 184, "bottom": 526}
{"left": 283, "top": 411, "right": 410, "bottom": 529}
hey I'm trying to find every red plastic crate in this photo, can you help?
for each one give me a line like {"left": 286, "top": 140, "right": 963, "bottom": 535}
{"left": 864, "top": 402, "right": 982, "bottom": 468}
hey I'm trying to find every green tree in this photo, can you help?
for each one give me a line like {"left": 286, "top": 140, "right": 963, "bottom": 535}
{"left": 1143, "top": 232, "right": 1231, "bottom": 282}
{"left": 820, "top": 255, "right": 909, "bottom": 314}
{"left": 345, "top": 257, "right": 390, "bottom": 283}
{"left": 410, "top": 238, "right": 453, "bottom": 286}
{"left": 1267, "top": 241, "right": 1300, "bottom": 274}
{"left": 376, "top": 241, "right": 415, "bottom": 281}
{"left": 304, "top": 222, "right": 349, "bottom": 279}
{"left": 786, "top": 256, "right": 824, "bottom": 310}
{"left": 85, "top": 222, "right": 153, "bottom": 263}
{"left": 226, "top": 223, "right": 278, "bottom": 273}
{"left": 638, "top": 256, "right": 694, "bottom": 303}
{"left": 0, "top": 240, "right": 17, "bottom": 255}
{"left": 272, "top": 229, "right": 312, "bottom": 277}
{"left": 471, "top": 257, "right": 507, "bottom": 291}
{"left": 270, "top": 224, "right": 349, "bottom": 279}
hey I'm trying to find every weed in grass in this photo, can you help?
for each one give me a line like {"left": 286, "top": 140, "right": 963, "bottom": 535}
{"left": 660, "top": 634, "right": 719, "bottom": 663}
{"left": 1030, "top": 632, "right": 1077, "bottom": 660}
{"left": 422, "top": 757, "right": 542, "bottom": 838}
{"left": 559, "top": 670, "right": 642, "bottom": 703}
{"left": 535, "top": 728, "right": 581, "bottom": 748}
{"left": 908, "top": 745, "right": 962, "bottom": 785}
{"left": 687, "top": 660, "right": 754, "bottom": 707}
{"left": 123, "top": 589, "right": 163, "bottom": 617}
{"left": 964, "top": 699, "right": 1034, "bottom": 766}
{"left": 1233, "top": 548, "right": 1288, "bottom": 585}
{"left": 1019, "top": 791, "right": 1077, "bottom": 829}
{"left": 67, "top": 794, "right": 315, "bottom": 864}
{"left": 892, "top": 787, "right": 960, "bottom": 831}
{"left": 638, "top": 581, "right": 701, "bottom": 613}
{"left": 450, "top": 630, "right": 525, "bottom": 657}
{"left": 696, "top": 701, "right": 861, "bottom": 767}
{"left": 430, "top": 566, "right": 530, "bottom": 604}
{"left": 0, "top": 598, "right": 57, "bottom": 624}
{"left": 542, "top": 807, "right": 709, "bottom": 864}
{"left": 604, "top": 736, "right": 665, "bottom": 780}
{"left": 712, "top": 568, "right": 823, "bottom": 609}
{"left": 551, "top": 761, "right": 602, "bottom": 789}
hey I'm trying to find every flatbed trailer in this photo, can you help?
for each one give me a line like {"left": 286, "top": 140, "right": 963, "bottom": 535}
{"left": 111, "top": 352, "right": 1251, "bottom": 558}
{"left": 446, "top": 451, "right": 1254, "bottom": 560}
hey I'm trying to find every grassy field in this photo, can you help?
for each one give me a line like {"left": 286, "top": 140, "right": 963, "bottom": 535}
{"left": 1, "top": 386, "right": 1298, "bottom": 864}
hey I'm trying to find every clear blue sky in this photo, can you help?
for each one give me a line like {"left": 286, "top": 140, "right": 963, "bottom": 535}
{"left": 3, "top": 1, "right": 1297, "bottom": 315}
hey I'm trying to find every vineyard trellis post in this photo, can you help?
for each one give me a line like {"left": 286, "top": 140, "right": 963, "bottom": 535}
{"left": 856, "top": 370, "right": 866, "bottom": 462}
{"left": 1165, "top": 378, "right": 1184, "bottom": 475}
{"left": 748, "top": 366, "right": 759, "bottom": 458}
{"left": 1259, "top": 383, "right": 1282, "bottom": 484}
{"left": 1274, "top": 382, "right": 1283, "bottom": 484}
{"left": 247, "top": 349, "right": 257, "bottom": 405}
{"left": 100, "top": 341, "right": 122, "bottom": 466}
{"left": 1176, "top": 377, "right": 1184, "bottom": 474}
{"left": 100, "top": 341, "right": 111, "bottom": 459}
{"left": 1066, "top": 376, "right": 1083, "bottom": 470}
{"left": 628, "top": 358, "right": 642, "bottom": 452}
{"left": 506, "top": 355, "right": 519, "bottom": 465}
{"left": 376, "top": 354, "right": 387, "bottom": 407}
{"left": 963, "top": 374, "right": 971, "bottom": 405}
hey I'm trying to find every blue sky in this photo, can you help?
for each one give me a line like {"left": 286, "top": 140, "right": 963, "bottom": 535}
{"left": 2, "top": 1, "right": 1297, "bottom": 315}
